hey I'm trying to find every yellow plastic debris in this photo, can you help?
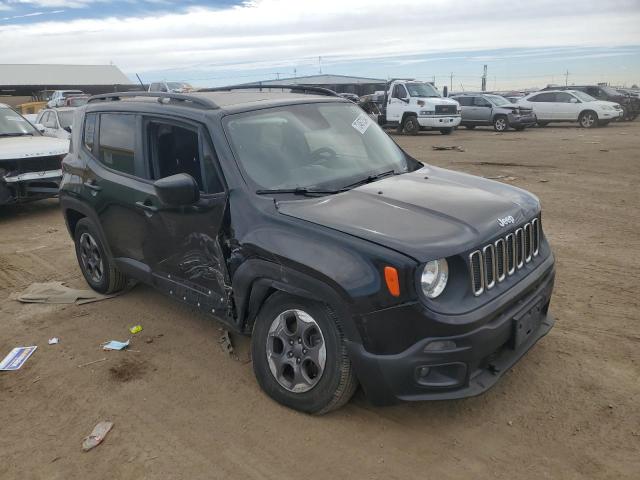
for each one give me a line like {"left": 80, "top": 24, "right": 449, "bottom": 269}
{"left": 129, "top": 325, "right": 143, "bottom": 334}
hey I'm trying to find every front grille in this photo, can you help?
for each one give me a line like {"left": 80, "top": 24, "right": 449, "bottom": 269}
{"left": 435, "top": 105, "right": 457, "bottom": 115}
{"left": 469, "top": 218, "right": 541, "bottom": 296}
{"left": 0, "top": 155, "right": 63, "bottom": 174}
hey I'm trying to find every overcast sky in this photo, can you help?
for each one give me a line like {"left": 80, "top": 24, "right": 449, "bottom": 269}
{"left": 1, "top": 0, "right": 639, "bottom": 90}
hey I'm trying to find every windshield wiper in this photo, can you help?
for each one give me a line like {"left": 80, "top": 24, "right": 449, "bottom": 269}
{"left": 342, "top": 169, "right": 398, "bottom": 190}
{"left": 256, "top": 187, "right": 345, "bottom": 197}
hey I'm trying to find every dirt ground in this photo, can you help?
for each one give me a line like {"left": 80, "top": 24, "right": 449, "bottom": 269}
{"left": 1, "top": 121, "right": 639, "bottom": 480}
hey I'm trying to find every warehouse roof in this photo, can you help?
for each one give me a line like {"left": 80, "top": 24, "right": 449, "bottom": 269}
{"left": 243, "top": 74, "right": 386, "bottom": 86}
{"left": 0, "top": 64, "right": 132, "bottom": 86}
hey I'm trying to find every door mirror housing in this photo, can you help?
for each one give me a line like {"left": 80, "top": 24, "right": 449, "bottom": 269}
{"left": 154, "top": 173, "right": 200, "bottom": 206}
{"left": 570, "top": 98, "right": 578, "bottom": 103}
{"left": 34, "top": 123, "right": 45, "bottom": 133}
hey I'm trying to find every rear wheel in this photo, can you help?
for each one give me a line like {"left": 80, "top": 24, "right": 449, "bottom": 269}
{"left": 464, "top": 124, "right": 476, "bottom": 130}
{"left": 579, "top": 110, "right": 598, "bottom": 128}
{"left": 74, "top": 218, "right": 127, "bottom": 294}
{"left": 493, "top": 115, "right": 508, "bottom": 132}
{"left": 401, "top": 115, "right": 420, "bottom": 135}
{"left": 251, "top": 292, "right": 357, "bottom": 414}
{"left": 439, "top": 128, "right": 453, "bottom": 135}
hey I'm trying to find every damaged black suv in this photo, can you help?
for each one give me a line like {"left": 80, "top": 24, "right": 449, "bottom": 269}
{"left": 60, "top": 88, "right": 555, "bottom": 414}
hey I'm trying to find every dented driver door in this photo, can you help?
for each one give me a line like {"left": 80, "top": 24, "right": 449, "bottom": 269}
{"left": 141, "top": 117, "right": 232, "bottom": 318}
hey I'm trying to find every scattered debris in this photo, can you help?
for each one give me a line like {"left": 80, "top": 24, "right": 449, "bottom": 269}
{"left": 48, "top": 337, "right": 60, "bottom": 345}
{"left": 587, "top": 141, "right": 601, "bottom": 144}
{"left": 14, "top": 282, "right": 120, "bottom": 305}
{"left": 78, "top": 358, "right": 107, "bottom": 368}
{"left": 82, "top": 421, "right": 113, "bottom": 452}
{"left": 219, "top": 329, "right": 234, "bottom": 356}
{"left": 485, "top": 175, "right": 507, "bottom": 180}
{"left": 608, "top": 404, "right": 614, "bottom": 409}
{"left": 432, "top": 145, "right": 465, "bottom": 152}
{"left": 0, "top": 346, "right": 37, "bottom": 371}
{"left": 46, "top": 227, "right": 58, "bottom": 234}
{"left": 102, "top": 340, "right": 130, "bottom": 351}
{"left": 599, "top": 149, "right": 610, "bottom": 153}
{"left": 507, "top": 420, "right": 513, "bottom": 426}
{"left": 539, "top": 179, "right": 549, "bottom": 183}
{"left": 129, "top": 325, "right": 143, "bottom": 334}
{"left": 145, "top": 337, "right": 154, "bottom": 344}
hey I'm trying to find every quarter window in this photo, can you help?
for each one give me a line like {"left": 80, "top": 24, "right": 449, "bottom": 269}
{"left": 528, "top": 93, "right": 555, "bottom": 102}
{"left": 98, "top": 113, "right": 136, "bottom": 175}
{"left": 554, "top": 92, "right": 574, "bottom": 103}
{"left": 473, "top": 97, "right": 491, "bottom": 107}
{"left": 83, "top": 113, "right": 96, "bottom": 151}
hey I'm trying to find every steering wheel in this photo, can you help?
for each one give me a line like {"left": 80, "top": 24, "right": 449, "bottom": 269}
{"left": 310, "top": 147, "right": 338, "bottom": 164}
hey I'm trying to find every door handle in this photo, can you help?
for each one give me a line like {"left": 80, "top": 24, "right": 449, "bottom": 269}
{"left": 83, "top": 180, "right": 102, "bottom": 192}
{"left": 135, "top": 201, "right": 158, "bottom": 213}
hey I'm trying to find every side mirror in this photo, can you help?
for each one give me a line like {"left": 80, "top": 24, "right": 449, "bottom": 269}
{"left": 570, "top": 98, "right": 578, "bottom": 103}
{"left": 401, "top": 97, "right": 409, "bottom": 103}
{"left": 34, "top": 123, "right": 45, "bottom": 133}
{"left": 443, "top": 86, "right": 449, "bottom": 97}
{"left": 63, "top": 126, "right": 72, "bottom": 133}
{"left": 154, "top": 173, "right": 199, "bottom": 206}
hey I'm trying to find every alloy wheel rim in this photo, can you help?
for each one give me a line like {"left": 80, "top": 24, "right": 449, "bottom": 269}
{"left": 496, "top": 118, "right": 506, "bottom": 131}
{"left": 582, "top": 114, "right": 594, "bottom": 127}
{"left": 266, "top": 309, "right": 326, "bottom": 393}
{"left": 79, "top": 232, "right": 104, "bottom": 284}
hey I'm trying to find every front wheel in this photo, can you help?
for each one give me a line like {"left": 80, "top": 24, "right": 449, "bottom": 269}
{"left": 579, "top": 110, "right": 598, "bottom": 128}
{"left": 439, "top": 128, "right": 453, "bottom": 135}
{"left": 251, "top": 292, "right": 358, "bottom": 414}
{"left": 464, "top": 124, "right": 476, "bottom": 130}
{"left": 401, "top": 115, "right": 420, "bottom": 135}
{"left": 74, "top": 218, "right": 127, "bottom": 294}
{"left": 493, "top": 115, "right": 508, "bottom": 132}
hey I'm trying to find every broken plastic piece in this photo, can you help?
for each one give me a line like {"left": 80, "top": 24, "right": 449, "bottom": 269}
{"left": 102, "top": 340, "right": 130, "bottom": 351}
{"left": 129, "top": 325, "right": 143, "bottom": 334}
{"left": 48, "top": 337, "right": 60, "bottom": 345}
{"left": 82, "top": 421, "right": 113, "bottom": 452}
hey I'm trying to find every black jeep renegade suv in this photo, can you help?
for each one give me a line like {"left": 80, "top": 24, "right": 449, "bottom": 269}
{"left": 60, "top": 88, "right": 555, "bottom": 414}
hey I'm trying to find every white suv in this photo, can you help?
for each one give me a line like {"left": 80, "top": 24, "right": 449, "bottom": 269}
{"left": 517, "top": 90, "right": 622, "bottom": 128}
{"left": 47, "top": 90, "right": 85, "bottom": 108}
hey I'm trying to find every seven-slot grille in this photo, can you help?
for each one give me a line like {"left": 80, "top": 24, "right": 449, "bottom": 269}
{"left": 469, "top": 218, "right": 540, "bottom": 296}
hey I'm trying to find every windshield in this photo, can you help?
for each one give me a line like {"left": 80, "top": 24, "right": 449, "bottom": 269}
{"left": 601, "top": 86, "right": 619, "bottom": 96}
{"left": 572, "top": 91, "right": 596, "bottom": 102}
{"left": 486, "top": 94, "right": 512, "bottom": 106}
{"left": 0, "top": 107, "right": 39, "bottom": 136}
{"left": 405, "top": 83, "right": 440, "bottom": 98}
{"left": 225, "top": 103, "right": 411, "bottom": 191}
{"left": 58, "top": 111, "right": 74, "bottom": 128}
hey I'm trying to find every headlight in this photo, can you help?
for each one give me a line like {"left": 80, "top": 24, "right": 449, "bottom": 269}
{"left": 420, "top": 259, "right": 449, "bottom": 298}
{"left": 420, "top": 110, "right": 435, "bottom": 115}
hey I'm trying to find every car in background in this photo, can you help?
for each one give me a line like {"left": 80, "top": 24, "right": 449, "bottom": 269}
{"left": 65, "top": 95, "right": 91, "bottom": 107}
{"left": 451, "top": 93, "right": 537, "bottom": 132}
{"left": 35, "top": 108, "right": 75, "bottom": 140}
{"left": 0, "top": 104, "right": 68, "bottom": 205}
{"left": 148, "top": 81, "right": 194, "bottom": 93}
{"left": 47, "top": 90, "right": 85, "bottom": 108}
{"left": 517, "top": 90, "right": 622, "bottom": 128}
{"left": 542, "top": 85, "right": 639, "bottom": 121}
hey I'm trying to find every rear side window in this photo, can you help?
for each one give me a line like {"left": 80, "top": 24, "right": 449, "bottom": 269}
{"left": 454, "top": 97, "right": 472, "bottom": 106}
{"left": 554, "top": 92, "right": 574, "bottom": 103}
{"left": 98, "top": 113, "right": 136, "bottom": 175}
{"left": 528, "top": 93, "right": 555, "bottom": 102}
{"left": 83, "top": 113, "right": 96, "bottom": 151}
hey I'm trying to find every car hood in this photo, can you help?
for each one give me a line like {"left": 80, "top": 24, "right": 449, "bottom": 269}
{"left": 276, "top": 166, "right": 540, "bottom": 262}
{"left": 413, "top": 97, "right": 458, "bottom": 106}
{"left": 0, "top": 135, "right": 69, "bottom": 160}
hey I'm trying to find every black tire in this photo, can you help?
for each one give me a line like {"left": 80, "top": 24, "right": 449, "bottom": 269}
{"left": 579, "top": 110, "right": 598, "bottom": 128}
{"left": 493, "top": 115, "right": 508, "bottom": 132}
{"left": 74, "top": 218, "right": 127, "bottom": 294}
{"left": 537, "top": 121, "right": 549, "bottom": 127}
{"left": 464, "top": 125, "right": 476, "bottom": 129}
{"left": 251, "top": 292, "right": 358, "bottom": 415}
{"left": 439, "top": 128, "right": 453, "bottom": 135}
{"left": 401, "top": 115, "right": 420, "bottom": 135}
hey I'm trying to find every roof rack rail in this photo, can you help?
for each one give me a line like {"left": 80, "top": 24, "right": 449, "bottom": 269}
{"left": 199, "top": 84, "right": 341, "bottom": 98}
{"left": 87, "top": 91, "right": 219, "bottom": 109}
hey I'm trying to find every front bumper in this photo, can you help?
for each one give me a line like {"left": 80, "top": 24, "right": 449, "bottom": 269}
{"left": 347, "top": 259, "right": 555, "bottom": 406}
{"left": 0, "top": 169, "right": 62, "bottom": 204}
{"left": 418, "top": 115, "right": 462, "bottom": 128}
{"left": 508, "top": 112, "right": 537, "bottom": 127}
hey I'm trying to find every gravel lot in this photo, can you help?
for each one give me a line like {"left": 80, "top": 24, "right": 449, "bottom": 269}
{"left": 1, "top": 121, "right": 638, "bottom": 479}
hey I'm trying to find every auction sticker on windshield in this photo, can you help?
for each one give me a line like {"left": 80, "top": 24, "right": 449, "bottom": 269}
{"left": 352, "top": 113, "right": 371, "bottom": 134}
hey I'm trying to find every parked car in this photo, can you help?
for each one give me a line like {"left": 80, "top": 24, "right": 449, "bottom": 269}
{"left": 47, "top": 90, "right": 85, "bottom": 108}
{"left": 542, "top": 85, "right": 639, "bottom": 121}
{"left": 65, "top": 95, "right": 91, "bottom": 107}
{"left": 0, "top": 104, "right": 68, "bottom": 205}
{"left": 60, "top": 89, "right": 555, "bottom": 414}
{"left": 148, "top": 81, "right": 194, "bottom": 93}
{"left": 517, "top": 90, "right": 622, "bottom": 128}
{"left": 35, "top": 108, "right": 75, "bottom": 140}
{"left": 451, "top": 93, "right": 537, "bottom": 131}
{"left": 377, "top": 79, "right": 461, "bottom": 134}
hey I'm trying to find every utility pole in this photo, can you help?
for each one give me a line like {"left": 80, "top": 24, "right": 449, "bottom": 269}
{"left": 565, "top": 69, "right": 569, "bottom": 86}
{"left": 318, "top": 56, "right": 322, "bottom": 74}
{"left": 450, "top": 72, "right": 454, "bottom": 92}
{"left": 481, "top": 64, "right": 487, "bottom": 92}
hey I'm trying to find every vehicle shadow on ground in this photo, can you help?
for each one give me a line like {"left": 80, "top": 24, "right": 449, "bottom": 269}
{"left": 0, "top": 199, "right": 60, "bottom": 225}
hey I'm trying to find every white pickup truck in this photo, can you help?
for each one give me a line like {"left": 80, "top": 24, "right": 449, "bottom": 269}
{"left": 377, "top": 80, "right": 461, "bottom": 135}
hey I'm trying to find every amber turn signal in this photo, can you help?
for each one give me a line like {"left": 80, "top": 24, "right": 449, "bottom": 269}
{"left": 384, "top": 266, "right": 400, "bottom": 297}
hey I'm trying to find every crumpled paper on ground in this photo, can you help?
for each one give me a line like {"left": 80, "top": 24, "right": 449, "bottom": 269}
{"left": 82, "top": 421, "right": 113, "bottom": 452}
{"left": 13, "top": 282, "right": 122, "bottom": 305}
